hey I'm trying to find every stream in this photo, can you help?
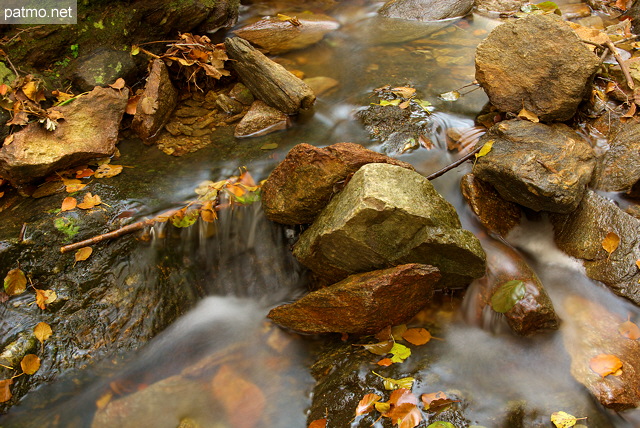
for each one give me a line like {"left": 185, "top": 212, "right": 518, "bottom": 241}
{"left": 1, "top": 0, "right": 640, "bottom": 427}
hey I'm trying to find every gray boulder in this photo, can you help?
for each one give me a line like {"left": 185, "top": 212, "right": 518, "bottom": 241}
{"left": 590, "top": 120, "right": 640, "bottom": 192}
{"left": 379, "top": 0, "right": 474, "bottom": 20}
{"left": 71, "top": 48, "right": 139, "bottom": 93}
{"left": 475, "top": 14, "right": 600, "bottom": 121}
{"left": 293, "top": 163, "right": 486, "bottom": 288}
{"left": 472, "top": 119, "right": 596, "bottom": 213}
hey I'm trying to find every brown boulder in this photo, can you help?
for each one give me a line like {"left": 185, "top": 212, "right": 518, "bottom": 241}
{"left": 267, "top": 264, "right": 440, "bottom": 335}
{"left": 234, "top": 100, "right": 290, "bottom": 138}
{"left": 261, "top": 142, "right": 415, "bottom": 224}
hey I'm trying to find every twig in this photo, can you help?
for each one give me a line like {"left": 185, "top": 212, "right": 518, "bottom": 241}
{"left": 426, "top": 145, "right": 483, "bottom": 180}
{"left": 604, "top": 40, "right": 635, "bottom": 90}
{"left": 3, "top": 55, "right": 19, "bottom": 79}
{"left": 60, "top": 217, "right": 156, "bottom": 253}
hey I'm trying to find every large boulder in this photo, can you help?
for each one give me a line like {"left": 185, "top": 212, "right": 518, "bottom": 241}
{"left": 475, "top": 14, "right": 601, "bottom": 121}
{"left": 292, "top": 163, "right": 486, "bottom": 288}
{"left": 261, "top": 143, "right": 415, "bottom": 225}
{"left": 472, "top": 119, "right": 596, "bottom": 213}
{"left": 550, "top": 190, "right": 640, "bottom": 305}
{"left": 268, "top": 264, "right": 440, "bottom": 335}
{"left": 378, "top": 0, "right": 474, "bottom": 21}
{"left": 0, "top": 86, "right": 128, "bottom": 185}
{"left": 590, "top": 120, "right": 640, "bottom": 192}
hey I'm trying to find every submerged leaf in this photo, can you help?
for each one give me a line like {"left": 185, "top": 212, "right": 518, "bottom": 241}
{"left": 490, "top": 280, "right": 526, "bottom": 313}
{"left": 402, "top": 328, "right": 432, "bottom": 346}
{"left": 439, "top": 90, "right": 460, "bottom": 102}
{"left": 589, "top": 354, "right": 623, "bottom": 377}
{"left": 618, "top": 320, "right": 640, "bottom": 340}
{"left": 21, "top": 354, "right": 41, "bottom": 375}
{"left": 377, "top": 358, "right": 394, "bottom": 366}
{"left": 34, "top": 322, "right": 52, "bottom": 344}
{"left": 260, "top": 143, "right": 278, "bottom": 150}
{"left": 212, "top": 365, "right": 266, "bottom": 428}
{"left": 361, "top": 339, "right": 394, "bottom": 356}
{"left": 4, "top": 268, "right": 27, "bottom": 296}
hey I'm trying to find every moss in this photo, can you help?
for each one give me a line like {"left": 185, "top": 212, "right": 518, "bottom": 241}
{"left": 53, "top": 217, "right": 80, "bottom": 241}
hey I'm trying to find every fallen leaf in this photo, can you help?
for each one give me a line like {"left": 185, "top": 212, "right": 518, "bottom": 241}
{"left": 402, "top": 328, "right": 432, "bottom": 346}
{"left": 491, "top": 280, "right": 526, "bottom": 313}
{"left": 75, "top": 247, "right": 93, "bottom": 262}
{"left": 589, "top": 354, "right": 623, "bottom": 377}
{"left": 61, "top": 196, "right": 77, "bottom": 212}
{"left": 360, "top": 339, "right": 394, "bottom": 356}
{"left": 386, "top": 403, "right": 422, "bottom": 428}
{"left": 377, "top": 358, "right": 394, "bottom": 366}
{"left": 77, "top": 192, "right": 102, "bottom": 209}
{"left": 602, "top": 232, "right": 620, "bottom": 258}
{"left": 95, "top": 391, "right": 113, "bottom": 410}
{"left": 622, "top": 102, "right": 636, "bottom": 118}
{"left": 388, "top": 388, "right": 418, "bottom": 407}
{"left": 618, "top": 320, "right": 640, "bottom": 340}
{"left": 21, "top": 80, "right": 40, "bottom": 102}
{"left": 0, "top": 379, "right": 12, "bottom": 403}
{"left": 109, "top": 78, "right": 126, "bottom": 90}
{"left": 200, "top": 200, "right": 218, "bottom": 223}
{"left": 389, "top": 342, "right": 411, "bottom": 363}
{"left": 550, "top": 410, "right": 579, "bottom": 428}
{"left": 308, "top": 419, "right": 327, "bottom": 428}
{"left": 126, "top": 94, "right": 140, "bottom": 115}
{"left": 212, "top": 365, "right": 266, "bottom": 428}
{"left": 517, "top": 107, "right": 539, "bottom": 123}
{"left": 260, "top": 143, "right": 278, "bottom": 150}
{"left": 426, "top": 422, "right": 455, "bottom": 428}
{"left": 62, "top": 178, "right": 87, "bottom": 193}
{"left": 636, "top": 260, "right": 640, "bottom": 270}
{"left": 75, "top": 168, "right": 94, "bottom": 178}
{"left": 94, "top": 164, "right": 123, "bottom": 179}
{"left": 4, "top": 134, "right": 14, "bottom": 145}
{"left": 131, "top": 45, "right": 140, "bottom": 56}
{"left": 375, "top": 401, "right": 391, "bottom": 413}
{"left": 474, "top": 140, "right": 494, "bottom": 163}
{"left": 35, "top": 288, "right": 57, "bottom": 310}
{"left": 372, "top": 371, "right": 415, "bottom": 390}
{"left": 34, "top": 322, "right": 52, "bottom": 344}
{"left": 356, "top": 393, "right": 382, "bottom": 415}
{"left": 391, "top": 325, "right": 408, "bottom": 341}
{"left": 391, "top": 86, "right": 416, "bottom": 99}
{"left": 379, "top": 99, "right": 402, "bottom": 107}
{"left": 4, "top": 268, "right": 27, "bottom": 296}
{"left": 421, "top": 391, "right": 447, "bottom": 409}
{"left": 439, "top": 90, "right": 460, "bottom": 102}
{"left": 20, "top": 354, "right": 40, "bottom": 375}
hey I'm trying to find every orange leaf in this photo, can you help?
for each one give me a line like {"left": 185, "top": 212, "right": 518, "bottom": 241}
{"left": 377, "top": 358, "right": 394, "bottom": 366}
{"left": 61, "top": 196, "right": 77, "bottom": 212}
{"left": 356, "top": 393, "right": 382, "bottom": 416}
{"left": 618, "top": 320, "right": 640, "bottom": 340}
{"left": 75, "top": 247, "right": 93, "bottom": 262}
{"left": 77, "top": 192, "right": 102, "bottom": 209}
{"left": 421, "top": 391, "right": 447, "bottom": 408}
{"left": 126, "top": 95, "right": 140, "bottom": 115}
{"left": 389, "top": 388, "right": 418, "bottom": 407}
{"left": 602, "top": 232, "right": 620, "bottom": 257}
{"left": 238, "top": 170, "right": 257, "bottom": 187}
{"left": 62, "top": 178, "right": 87, "bottom": 193}
{"left": 35, "top": 288, "right": 57, "bottom": 310}
{"left": 20, "top": 354, "right": 40, "bottom": 375}
{"left": 109, "top": 78, "right": 126, "bottom": 90}
{"left": 385, "top": 403, "right": 422, "bottom": 428}
{"left": 589, "top": 354, "right": 623, "bottom": 377}
{"left": 402, "top": 328, "right": 432, "bottom": 346}
{"left": 308, "top": 419, "right": 327, "bottom": 428}
{"left": 94, "top": 164, "right": 123, "bottom": 179}
{"left": 34, "top": 322, "right": 52, "bottom": 344}
{"left": 636, "top": 260, "right": 640, "bottom": 270}
{"left": 0, "top": 379, "right": 12, "bottom": 403}
{"left": 75, "top": 168, "right": 94, "bottom": 178}
{"left": 212, "top": 365, "right": 265, "bottom": 428}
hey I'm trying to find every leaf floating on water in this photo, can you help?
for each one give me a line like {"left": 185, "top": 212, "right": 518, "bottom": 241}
{"left": 389, "top": 342, "right": 411, "bottom": 363}
{"left": 391, "top": 86, "right": 416, "bottom": 99}
{"left": 95, "top": 391, "right": 113, "bottom": 410}
{"left": 387, "top": 402, "right": 422, "bottom": 428}
{"left": 61, "top": 196, "right": 77, "bottom": 212}
{"left": 426, "top": 422, "right": 456, "bottom": 428}
{"left": 356, "top": 393, "right": 382, "bottom": 416}
{"left": 75, "top": 247, "right": 93, "bottom": 263}
{"left": 94, "top": 164, "right": 123, "bottom": 179}
{"left": 20, "top": 354, "right": 41, "bottom": 375}
{"left": 402, "top": 328, "right": 432, "bottom": 346}
{"left": 589, "top": 354, "right": 623, "bottom": 377}
{"left": 360, "top": 339, "right": 394, "bottom": 356}
{"left": 389, "top": 388, "right": 418, "bottom": 406}
{"left": 439, "top": 90, "right": 460, "bottom": 102}
{"left": 35, "top": 288, "right": 57, "bottom": 310}
{"left": 34, "top": 322, "right": 52, "bottom": 344}
{"left": 517, "top": 107, "right": 539, "bottom": 123}
{"left": 377, "top": 358, "right": 394, "bottom": 366}
{"left": 372, "top": 371, "right": 415, "bottom": 390}
{"left": 490, "top": 280, "right": 526, "bottom": 313}
{"left": 0, "top": 379, "right": 12, "bottom": 403}
{"left": 77, "top": 192, "right": 102, "bottom": 209}
{"left": 421, "top": 391, "right": 449, "bottom": 410}
{"left": 260, "top": 143, "right": 278, "bottom": 150}
{"left": 4, "top": 268, "right": 27, "bottom": 296}
{"left": 618, "top": 320, "right": 640, "bottom": 340}
{"left": 550, "top": 410, "right": 580, "bottom": 428}
{"left": 602, "top": 232, "right": 620, "bottom": 258}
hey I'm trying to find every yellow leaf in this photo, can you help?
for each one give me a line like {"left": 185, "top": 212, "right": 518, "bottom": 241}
{"left": 77, "top": 192, "right": 102, "bottom": 209}
{"left": 35, "top": 289, "right": 57, "bottom": 310}
{"left": 517, "top": 107, "right": 539, "bottom": 123}
{"left": 94, "top": 164, "right": 123, "bottom": 179}
{"left": 62, "top": 178, "right": 87, "bottom": 193}
{"left": 61, "top": 196, "right": 77, "bottom": 212}
{"left": 635, "top": 259, "right": 640, "bottom": 270}
{"left": 20, "top": 354, "right": 40, "bottom": 375}
{"left": 131, "top": 45, "right": 140, "bottom": 56}
{"left": 474, "top": 140, "right": 494, "bottom": 163}
{"left": 0, "top": 378, "right": 12, "bottom": 403}
{"left": 550, "top": 410, "right": 579, "bottom": 428}
{"left": 374, "top": 401, "right": 391, "bottom": 413}
{"left": 372, "top": 371, "right": 415, "bottom": 390}
{"left": 33, "top": 322, "right": 52, "bottom": 344}
{"left": 402, "top": 328, "right": 432, "bottom": 346}
{"left": 602, "top": 232, "right": 620, "bottom": 258}
{"left": 95, "top": 391, "right": 113, "bottom": 410}
{"left": 75, "top": 247, "right": 93, "bottom": 262}
{"left": 4, "top": 268, "right": 27, "bottom": 296}
{"left": 391, "top": 86, "right": 416, "bottom": 99}
{"left": 618, "top": 320, "right": 640, "bottom": 340}
{"left": 589, "top": 354, "right": 622, "bottom": 377}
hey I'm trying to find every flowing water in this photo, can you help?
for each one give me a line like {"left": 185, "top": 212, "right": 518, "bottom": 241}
{"left": 3, "top": 0, "right": 640, "bottom": 427}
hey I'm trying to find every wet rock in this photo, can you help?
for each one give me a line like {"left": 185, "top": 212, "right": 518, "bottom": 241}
{"left": 0, "top": 86, "right": 128, "bottom": 185}
{"left": 131, "top": 59, "right": 178, "bottom": 142}
{"left": 234, "top": 13, "right": 340, "bottom": 55}
{"left": 293, "top": 163, "right": 486, "bottom": 287}
{"left": 228, "top": 83, "right": 254, "bottom": 105}
{"left": 475, "top": 14, "right": 601, "bottom": 121}
{"left": 224, "top": 37, "right": 316, "bottom": 115}
{"left": 71, "top": 48, "right": 139, "bottom": 93}
{"left": 303, "top": 76, "right": 339, "bottom": 96}
{"left": 215, "top": 94, "right": 244, "bottom": 115}
{"left": 562, "top": 296, "right": 640, "bottom": 410}
{"left": 550, "top": 190, "right": 640, "bottom": 305}
{"left": 460, "top": 173, "right": 522, "bottom": 237}
{"left": 234, "top": 100, "right": 290, "bottom": 138}
{"left": 379, "top": 0, "right": 474, "bottom": 20}
{"left": 268, "top": 264, "right": 440, "bottom": 334}
{"left": 472, "top": 120, "right": 596, "bottom": 213}
{"left": 590, "top": 120, "right": 640, "bottom": 192}
{"left": 261, "top": 142, "right": 414, "bottom": 225}
{"left": 474, "top": 0, "right": 527, "bottom": 16}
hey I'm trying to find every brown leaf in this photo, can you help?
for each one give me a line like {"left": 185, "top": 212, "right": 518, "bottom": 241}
{"left": 20, "top": 354, "right": 41, "bottom": 375}
{"left": 34, "top": 322, "right": 52, "bottom": 344}
{"left": 94, "top": 164, "right": 123, "bottom": 179}
{"left": 388, "top": 388, "right": 418, "bottom": 407}
{"left": 589, "top": 354, "right": 623, "bottom": 377}
{"left": 391, "top": 87, "right": 416, "bottom": 99}
{"left": 602, "top": 232, "right": 620, "bottom": 258}
{"left": 0, "top": 379, "right": 12, "bottom": 403}
{"left": 359, "top": 339, "right": 394, "bottom": 356}
{"left": 308, "top": 419, "right": 327, "bottom": 428}
{"left": 75, "top": 247, "right": 93, "bottom": 262}
{"left": 385, "top": 403, "right": 422, "bottom": 428}
{"left": 618, "top": 320, "right": 640, "bottom": 340}
{"left": 109, "top": 78, "right": 126, "bottom": 90}
{"left": 421, "top": 391, "right": 447, "bottom": 409}
{"left": 517, "top": 107, "right": 539, "bottom": 123}
{"left": 4, "top": 134, "right": 14, "bottom": 146}
{"left": 61, "top": 196, "right": 77, "bottom": 212}
{"left": 7, "top": 110, "right": 29, "bottom": 126}
{"left": 62, "top": 178, "right": 87, "bottom": 193}
{"left": 77, "top": 192, "right": 102, "bottom": 209}
{"left": 356, "top": 393, "right": 382, "bottom": 416}
{"left": 4, "top": 268, "right": 27, "bottom": 296}
{"left": 35, "top": 288, "right": 57, "bottom": 310}
{"left": 126, "top": 94, "right": 140, "bottom": 115}
{"left": 402, "top": 328, "right": 432, "bottom": 346}
{"left": 375, "top": 325, "right": 392, "bottom": 341}
{"left": 212, "top": 365, "right": 266, "bottom": 428}
{"left": 139, "top": 97, "right": 158, "bottom": 115}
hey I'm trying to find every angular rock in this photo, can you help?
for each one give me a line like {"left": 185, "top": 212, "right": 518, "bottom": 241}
{"left": 228, "top": 82, "right": 254, "bottom": 105}
{"left": 292, "top": 163, "right": 486, "bottom": 287}
{"left": 234, "top": 13, "right": 340, "bottom": 55}
{"left": 379, "top": 0, "right": 474, "bottom": 20}
{"left": 475, "top": 0, "right": 527, "bottom": 16}
{"left": 473, "top": 119, "right": 596, "bottom": 213}
{"left": 0, "top": 86, "right": 128, "bottom": 185}
{"left": 550, "top": 190, "right": 640, "bottom": 305}
{"left": 562, "top": 296, "right": 640, "bottom": 410}
{"left": 224, "top": 37, "right": 316, "bottom": 115}
{"left": 261, "top": 142, "right": 415, "bottom": 225}
{"left": 303, "top": 76, "right": 339, "bottom": 96}
{"left": 215, "top": 94, "right": 243, "bottom": 115}
{"left": 460, "top": 173, "right": 522, "bottom": 237}
{"left": 475, "top": 14, "right": 601, "bottom": 121}
{"left": 234, "top": 100, "right": 289, "bottom": 138}
{"left": 590, "top": 120, "right": 640, "bottom": 192}
{"left": 268, "top": 264, "right": 440, "bottom": 335}
{"left": 71, "top": 47, "right": 139, "bottom": 92}
{"left": 131, "top": 59, "right": 178, "bottom": 142}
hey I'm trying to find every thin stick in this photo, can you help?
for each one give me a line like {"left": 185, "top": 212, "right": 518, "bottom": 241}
{"left": 60, "top": 217, "right": 155, "bottom": 253}
{"left": 426, "top": 145, "right": 483, "bottom": 180}
{"left": 605, "top": 40, "right": 635, "bottom": 90}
